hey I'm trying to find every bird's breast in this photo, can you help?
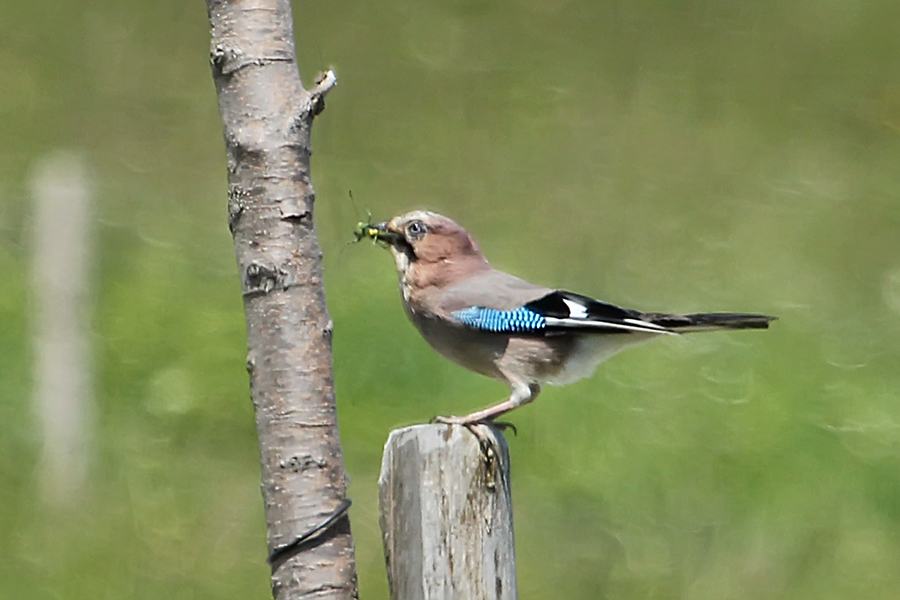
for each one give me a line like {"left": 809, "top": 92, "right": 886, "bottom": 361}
{"left": 405, "top": 308, "right": 509, "bottom": 380}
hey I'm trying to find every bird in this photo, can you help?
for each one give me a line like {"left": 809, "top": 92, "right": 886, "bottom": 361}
{"left": 361, "top": 210, "right": 775, "bottom": 425}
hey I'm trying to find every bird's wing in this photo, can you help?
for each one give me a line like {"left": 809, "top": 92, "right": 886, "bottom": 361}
{"left": 437, "top": 269, "right": 552, "bottom": 313}
{"left": 442, "top": 277, "right": 674, "bottom": 335}
{"left": 527, "top": 291, "right": 674, "bottom": 334}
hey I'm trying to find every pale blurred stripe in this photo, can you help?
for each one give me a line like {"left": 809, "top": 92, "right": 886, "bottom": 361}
{"left": 29, "top": 151, "right": 94, "bottom": 505}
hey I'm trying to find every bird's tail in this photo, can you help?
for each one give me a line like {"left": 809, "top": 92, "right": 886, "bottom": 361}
{"left": 643, "top": 312, "right": 776, "bottom": 333}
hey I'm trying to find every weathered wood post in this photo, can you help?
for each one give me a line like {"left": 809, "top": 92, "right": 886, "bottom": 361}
{"left": 29, "top": 151, "right": 94, "bottom": 506}
{"left": 379, "top": 424, "right": 517, "bottom": 600}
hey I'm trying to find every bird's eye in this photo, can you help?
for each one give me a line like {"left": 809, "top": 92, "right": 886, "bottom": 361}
{"left": 406, "top": 220, "right": 427, "bottom": 240}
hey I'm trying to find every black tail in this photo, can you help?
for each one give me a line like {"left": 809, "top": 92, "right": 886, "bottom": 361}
{"left": 644, "top": 312, "right": 776, "bottom": 333}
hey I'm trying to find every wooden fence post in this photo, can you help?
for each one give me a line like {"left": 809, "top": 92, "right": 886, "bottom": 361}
{"left": 30, "top": 151, "right": 94, "bottom": 506}
{"left": 379, "top": 424, "right": 517, "bottom": 600}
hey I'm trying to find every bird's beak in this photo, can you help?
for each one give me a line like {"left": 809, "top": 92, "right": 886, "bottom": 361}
{"left": 355, "top": 220, "right": 404, "bottom": 246}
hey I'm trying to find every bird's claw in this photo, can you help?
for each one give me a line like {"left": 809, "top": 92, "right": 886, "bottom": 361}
{"left": 430, "top": 415, "right": 517, "bottom": 436}
{"left": 431, "top": 414, "right": 469, "bottom": 425}
{"left": 488, "top": 421, "right": 518, "bottom": 436}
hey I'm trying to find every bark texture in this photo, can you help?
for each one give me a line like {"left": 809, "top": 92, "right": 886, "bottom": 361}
{"left": 206, "top": 1, "right": 357, "bottom": 598}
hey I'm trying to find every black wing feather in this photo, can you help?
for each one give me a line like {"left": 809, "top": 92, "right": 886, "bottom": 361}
{"left": 523, "top": 291, "right": 656, "bottom": 334}
{"left": 525, "top": 291, "right": 775, "bottom": 334}
{"left": 525, "top": 291, "right": 640, "bottom": 321}
{"left": 647, "top": 312, "right": 774, "bottom": 330}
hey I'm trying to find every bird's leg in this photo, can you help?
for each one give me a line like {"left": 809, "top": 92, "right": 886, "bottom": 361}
{"left": 433, "top": 380, "right": 540, "bottom": 425}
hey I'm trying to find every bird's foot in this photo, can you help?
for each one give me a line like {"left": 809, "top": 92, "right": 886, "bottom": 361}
{"left": 431, "top": 415, "right": 517, "bottom": 436}
{"left": 431, "top": 414, "right": 472, "bottom": 425}
{"left": 429, "top": 417, "right": 510, "bottom": 463}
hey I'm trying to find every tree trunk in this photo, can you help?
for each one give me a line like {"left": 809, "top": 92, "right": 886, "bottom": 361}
{"left": 206, "top": 1, "right": 357, "bottom": 598}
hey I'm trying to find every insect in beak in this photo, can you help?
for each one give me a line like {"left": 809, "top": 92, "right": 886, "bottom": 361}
{"left": 352, "top": 219, "right": 403, "bottom": 246}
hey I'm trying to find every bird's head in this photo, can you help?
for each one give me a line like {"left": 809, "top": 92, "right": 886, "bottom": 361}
{"left": 364, "top": 210, "right": 489, "bottom": 283}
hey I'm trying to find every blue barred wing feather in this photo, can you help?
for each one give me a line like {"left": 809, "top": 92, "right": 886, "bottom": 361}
{"left": 450, "top": 291, "right": 672, "bottom": 335}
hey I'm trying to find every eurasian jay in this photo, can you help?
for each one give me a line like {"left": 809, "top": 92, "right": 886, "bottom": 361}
{"left": 363, "top": 210, "right": 774, "bottom": 424}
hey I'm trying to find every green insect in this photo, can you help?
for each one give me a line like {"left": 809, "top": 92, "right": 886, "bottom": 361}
{"left": 353, "top": 213, "right": 381, "bottom": 244}
{"left": 347, "top": 190, "right": 376, "bottom": 244}
{"left": 352, "top": 217, "right": 402, "bottom": 247}
{"left": 346, "top": 192, "right": 401, "bottom": 246}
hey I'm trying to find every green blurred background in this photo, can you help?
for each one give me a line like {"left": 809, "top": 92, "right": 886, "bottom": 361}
{"left": 3, "top": 0, "right": 900, "bottom": 598}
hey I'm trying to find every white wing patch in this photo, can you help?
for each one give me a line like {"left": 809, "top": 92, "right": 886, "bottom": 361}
{"left": 544, "top": 317, "right": 677, "bottom": 335}
{"left": 562, "top": 298, "right": 589, "bottom": 319}
{"left": 623, "top": 318, "right": 670, "bottom": 332}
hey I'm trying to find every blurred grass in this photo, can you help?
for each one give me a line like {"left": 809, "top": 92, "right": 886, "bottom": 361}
{"left": 2, "top": 0, "right": 900, "bottom": 598}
